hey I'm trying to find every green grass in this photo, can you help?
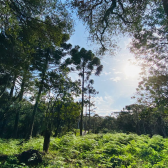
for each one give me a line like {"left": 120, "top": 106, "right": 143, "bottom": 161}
{"left": 1, "top": 133, "right": 168, "bottom": 167}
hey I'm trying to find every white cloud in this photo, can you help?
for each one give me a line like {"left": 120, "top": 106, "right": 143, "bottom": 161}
{"left": 110, "top": 77, "right": 121, "bottom": 82}
{"left": 114, "top": 71, "right": 122, "bottom": 74}
{"left": 104, "top": 95, "right": 114, "bottom": 104}
{"left": 93, "top": 95, "right": 114, "bottom": 116}
{"left": 103, "top": 71, "right": 111, "bottom": 75}
{"left": 94, "top": 96, "right": 104, "bottom": 105}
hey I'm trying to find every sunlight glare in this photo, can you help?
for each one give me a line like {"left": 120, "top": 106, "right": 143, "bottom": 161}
{"left": 124, "top": 63, "right": 141, "bottom": 78}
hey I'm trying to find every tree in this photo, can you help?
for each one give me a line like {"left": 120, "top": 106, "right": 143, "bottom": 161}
{"left": 70, "top": 0, "right": 168, "bottom": 53}
{"left": 70, "top": 46, "right": 103, "bottom": 136}
{"left": 101, "top": 116, "right": 117, "bottom": 133}
{"left": 85, "top": 79, "right": 98, "bottom": 133}
{"left": 27, "top": 40, "right": 72, "bottom": 139}
{"left": 0, "top": 0, "right": 74, "bottom": 138}
{"left": 42, "top": 70, "right": 81, "bottom": 152}
{"left": 92, "top": 114, "right": 103, "bottom": 133}
{"left": 0, "top": 0, "right": 73, "bottom": 45}
{"left": 124, "top": 0, "right": 168, "bottom": 137}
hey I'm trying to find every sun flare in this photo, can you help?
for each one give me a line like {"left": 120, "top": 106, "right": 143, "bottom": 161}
{"left": 124, "top": 63, "right": 141, "bottom": 78}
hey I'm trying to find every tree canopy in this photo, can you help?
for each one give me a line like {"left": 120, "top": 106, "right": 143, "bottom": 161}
{"left": 70, "top": 0, "right": 168, "bottom": 53}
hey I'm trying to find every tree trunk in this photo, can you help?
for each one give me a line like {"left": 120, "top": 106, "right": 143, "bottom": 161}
{"left": 0, "top": 118, "right": 7, "bottom": 137}
{"left": 88, "top": 93, "right": 91, "bottom": 134}
{"left": 80, "top": 67, "right": 84, "bottom": 136}
{"left": 13, "top": 71, "right": 27, "bottom": 138}
{"left": 27, "top": 84, "right": 43, "bottom": 139}
{"left": 0, "top": 74, "right": 17, "bottom": 137}
{"left": 43, "top": 129, "right": 51, "bottom": 153}
{"left": 53, "top": 104, "right": 61, "bottom": 137}
{"left": 13, "top": 111, "right": 19, "bottom": 138}
{"left": 54, "top": 118, "right": 60, "bottom": 137}
{"left": 27, "top": 51, "right": 49, "bottom": 139}
{"left": 0, "top": 72, "right": 10, "bottom": 97}
{"left": 9, "top": 73, "right": 17, "bottom": 98}
{"left": 93, "top": 119, "right": 95, "bottom": 134}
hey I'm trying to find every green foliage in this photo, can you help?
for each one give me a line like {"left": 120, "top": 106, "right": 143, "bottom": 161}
{"left": 71, "top": 0, "right": 168, "bottom": 54}
{"left": 1, "top": 133, "right": 168, "bottom": 167}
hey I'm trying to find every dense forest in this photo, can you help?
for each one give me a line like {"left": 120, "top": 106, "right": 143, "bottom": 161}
{"left": 1, "top": 0, "right": 168, "bottom": 167}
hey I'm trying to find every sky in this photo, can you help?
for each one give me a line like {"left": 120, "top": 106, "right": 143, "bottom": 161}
{"left": 68, "top": 19, "right": 141, "bottom": 116}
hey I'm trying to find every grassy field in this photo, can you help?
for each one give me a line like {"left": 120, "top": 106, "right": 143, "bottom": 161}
{"left": 1, "top": 133, "right": 168, "bottom": 167}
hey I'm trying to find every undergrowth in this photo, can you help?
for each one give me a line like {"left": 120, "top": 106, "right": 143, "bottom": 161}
{"left": 1, "top": 133, "right": 168, "bottom": 167}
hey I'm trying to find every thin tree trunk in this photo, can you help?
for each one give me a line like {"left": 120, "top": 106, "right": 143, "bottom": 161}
{"left": 27, "top": 51, "right": 49, "bottom": 139}
{"left": 80, "top": 67, "right": 84, "bottom": 136}
{"left": 0, "top": 72, "right": 12, "bottom": 98}
{"left": 9, "top": 74, "right": 17, "bottom": 98}
{"left": 88, "top": 93, "right": 91, "bottom": 134}
{"left": 13, "top": 112, "right": 19, "bottom": 138}
{"left": 93, "top": 118, "right": 95, "bottom": 134}
{"left": 161, "top": 105, "right": 167, "bottom": 137}
{"left": 27, "top": 82, "right": 43, "bottom": 139}
{"left": 0, "top": 74, "right": 17, "bottom": 137}
{"left": 13, "top": 71, "right": 27, "bottom": 138}
{"left": 0, "top": 80, "right": 9, "bottom": 98}
{"left": 43, "top": 123, "right": 51, "bottom": 153}
{"left": 0, "top": 118, "right": 7, "bottom": 137}
{"left": 0, "top": 85, "right": 7, "bottom": 98}
{"left": 54, "top": 104, "right": 61, "bottom": 137}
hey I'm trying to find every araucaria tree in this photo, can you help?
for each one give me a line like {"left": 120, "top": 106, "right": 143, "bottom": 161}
{"left": 70, "top": 46, "right": 103, "bottom": 136}
{"left": 27, "top": 40, "right": 72, "bottom": 139}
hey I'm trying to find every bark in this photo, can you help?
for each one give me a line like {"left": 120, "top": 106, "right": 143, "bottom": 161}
{"left": 88, "top": 93, "right": 91, "bottom": 134}
{"left": 27, "top": 80, "right": 43, "bottom": 139}
{"left": 0, "top": 118, "right": 7, "bottom": 137}
{"left": 93, "top": 119, "right": 95, "bottom": 134}
{"left": 13, "top": 71, "right": 26, "bottom": 138}
{"left": 54, "top": 106, "right": 61, "bottom": 137}
{"left": 0, "top": 81, "right": 8, "bottom": 98}
{"left": 158, "top": 114, "right": 167, "bottom": 137}
{"left": 80, "top": 66, "right": 84, "bottom": 136}
{"left": 13, "top": 111, "right": 19, "bottom": 138}
{"left": 43, "top": 127, "right": 51, "bottom": 153}
{"left": 9, "top": 74, "right": 17, "bottom": 98}
{"left": 0, "top": 73, "right": 17, "bottom": 137}
{"left": 27, "top": 50, "right": 49, "bottom": 139}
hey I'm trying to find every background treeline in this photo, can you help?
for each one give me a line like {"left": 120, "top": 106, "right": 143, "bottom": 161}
{"left": 82, "top": 104, "right": 168, "bottom": 137}
{"left": 2, "top": 101, "right": 168, "bottom": 140}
